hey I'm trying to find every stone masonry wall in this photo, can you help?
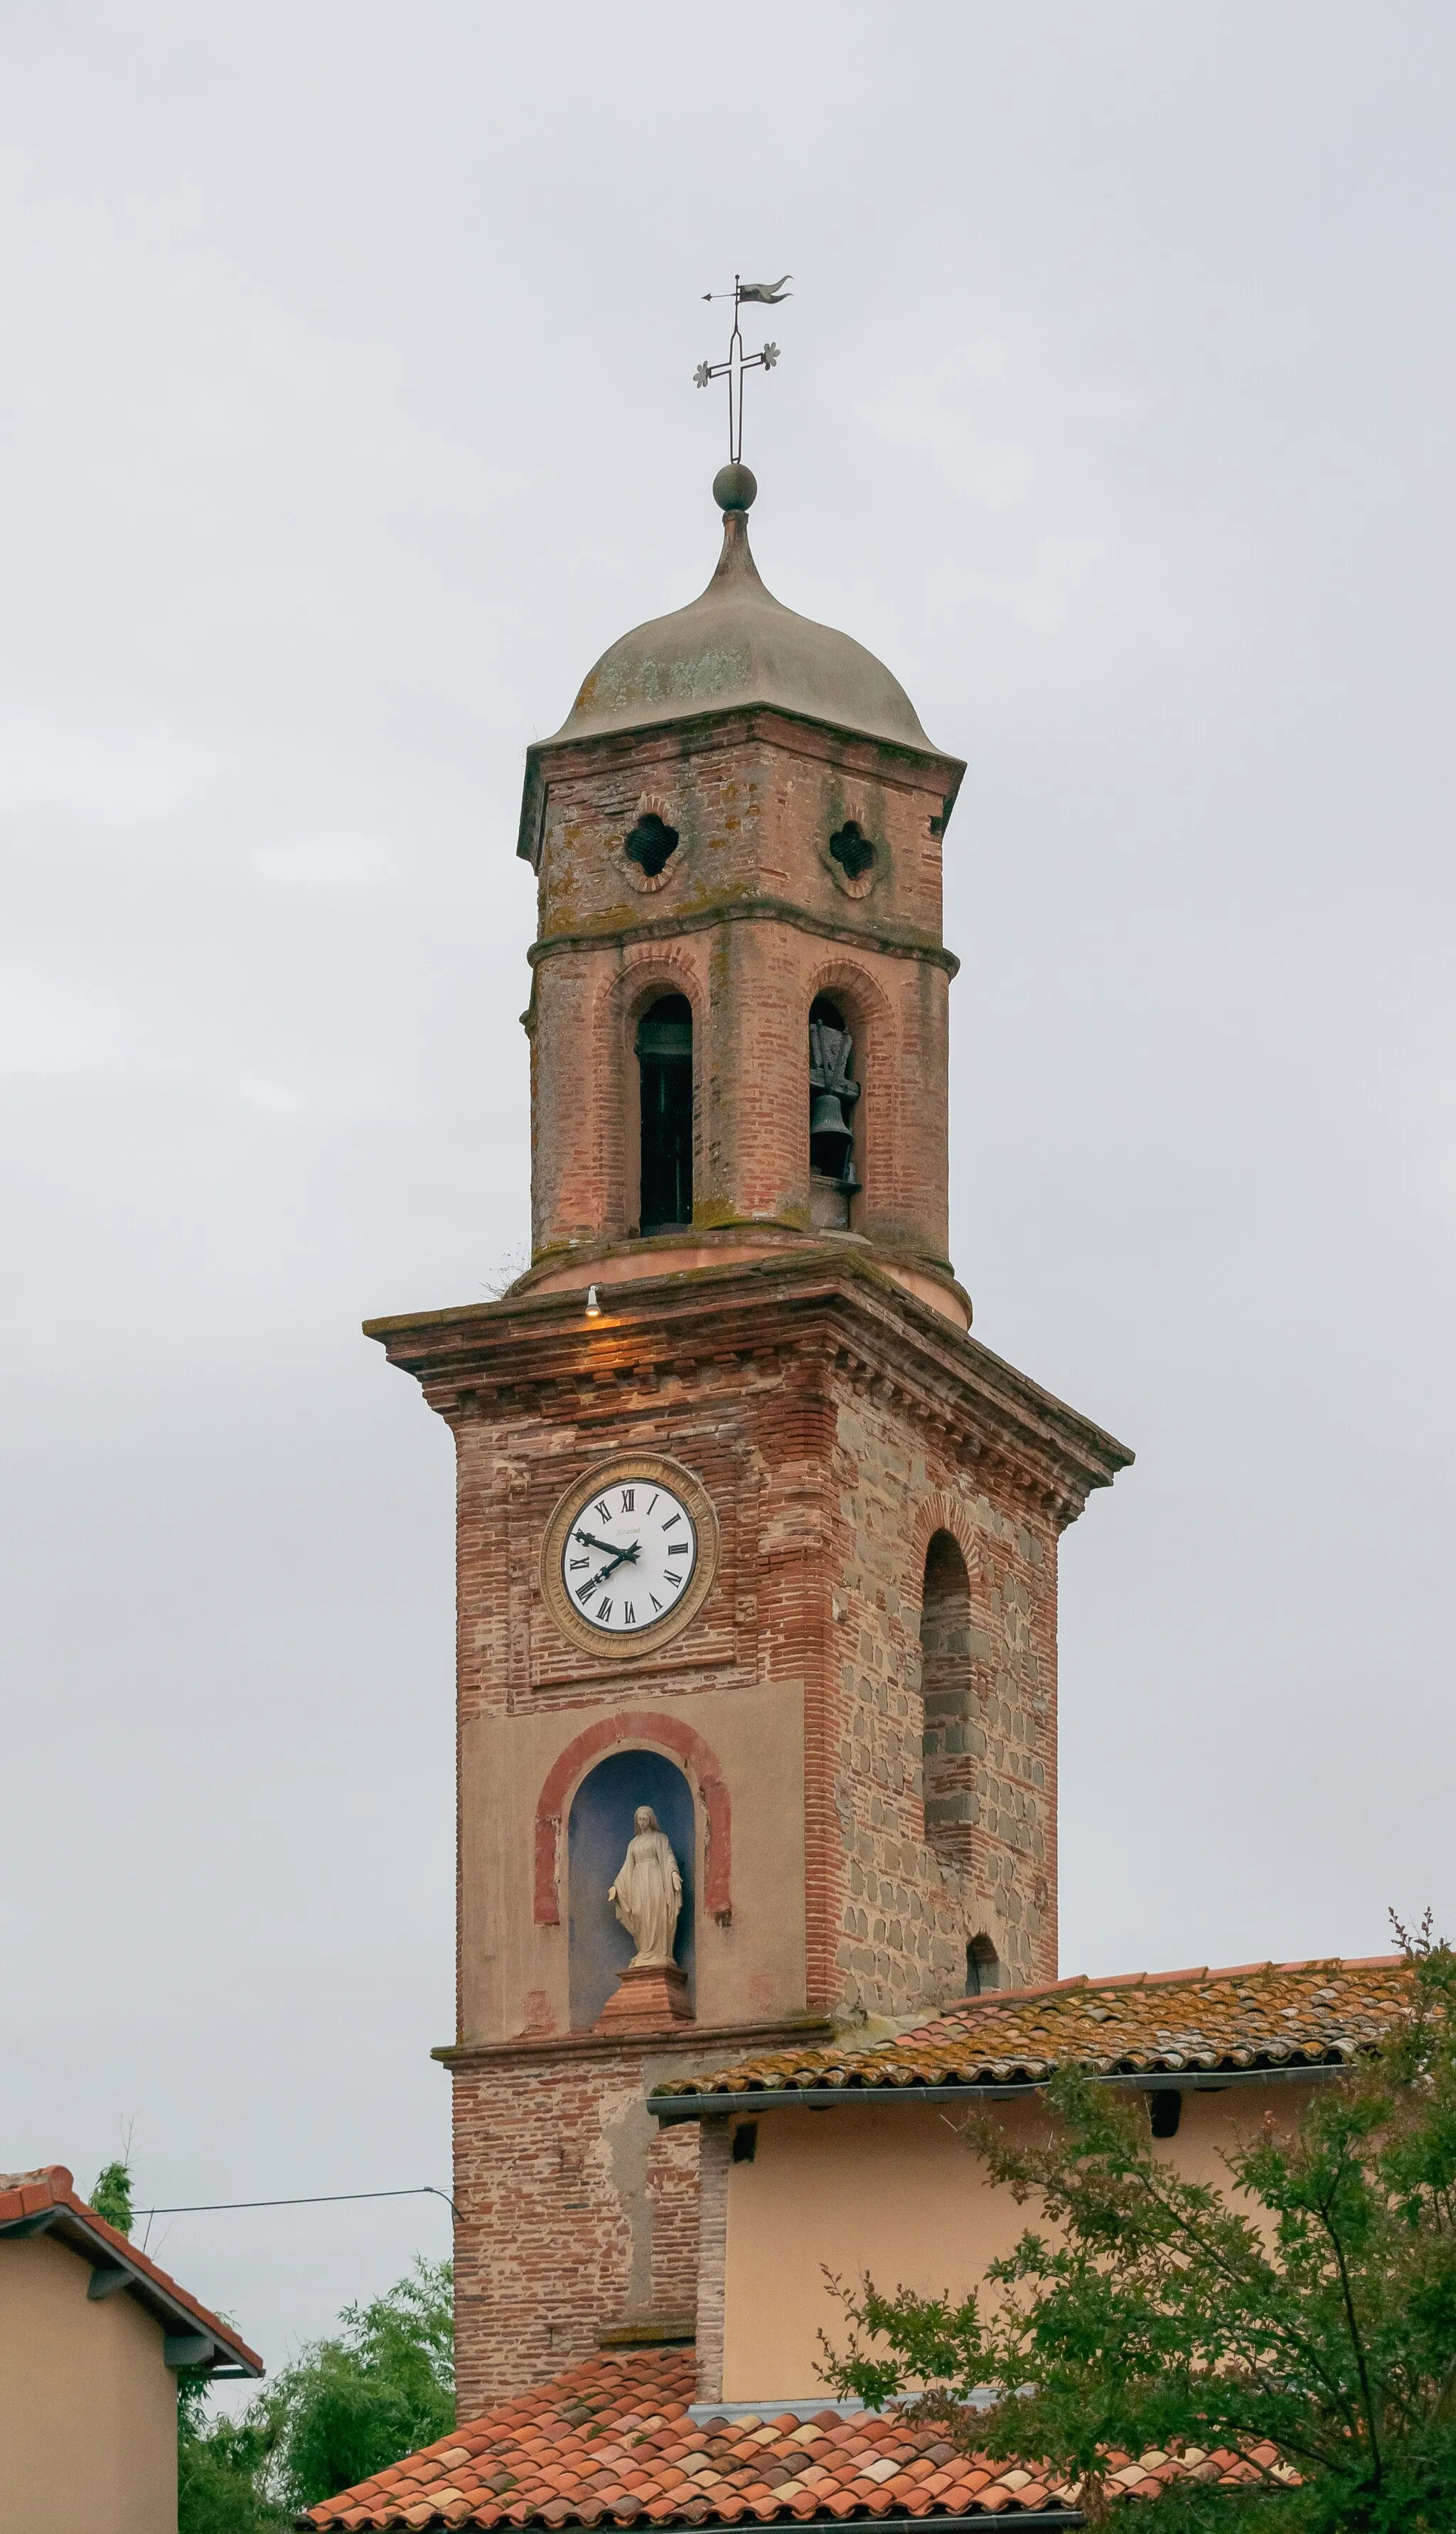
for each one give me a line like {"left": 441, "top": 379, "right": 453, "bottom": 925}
{"left": 825, "top": 1365, "right": 1059, "bottom": 2001}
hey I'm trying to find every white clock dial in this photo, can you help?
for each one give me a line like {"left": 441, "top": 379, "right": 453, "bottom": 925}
{"left": 560, "top": 1476, "right": 698, "bottom": 1636}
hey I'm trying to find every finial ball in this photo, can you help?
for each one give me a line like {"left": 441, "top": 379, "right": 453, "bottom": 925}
{"left": 713, "top": 462, "right": 757, "bottom": 513}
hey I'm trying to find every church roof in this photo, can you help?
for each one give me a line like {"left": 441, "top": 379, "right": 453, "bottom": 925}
{"left": 299, "top": 2343, "right": 1279, "bottom": 2528}
{"left": 543, "top": 492, "right": 941, "bottom": 758}
{"left": 650, "top": 1955, "right": 1413, "bottom": 2105}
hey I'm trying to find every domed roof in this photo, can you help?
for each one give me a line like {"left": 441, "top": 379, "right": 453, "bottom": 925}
{"left": 547, "top": 485, "right": 937, "bottom": 754}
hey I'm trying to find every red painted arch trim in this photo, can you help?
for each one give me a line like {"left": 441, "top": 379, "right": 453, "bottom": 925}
{"left": 533, "top": 1713, "right": 732, "bottom": 1926}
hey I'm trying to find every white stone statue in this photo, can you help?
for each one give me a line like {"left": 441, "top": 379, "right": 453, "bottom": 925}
{"left": 608, "top": 1806, "right": 683, "bottom": 1967}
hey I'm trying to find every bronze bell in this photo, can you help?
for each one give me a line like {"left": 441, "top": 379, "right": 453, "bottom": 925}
{"left": 810, "top": 1091, "right": 855, "bottom": 1181}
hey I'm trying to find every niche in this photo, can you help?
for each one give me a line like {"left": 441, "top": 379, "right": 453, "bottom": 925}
{"left": 636, "top": 995, "right": 693, "bottom": 1231}
{"left": 567, "top": 1749, "right": 696, "bottom": 2031}
{"left": 920, "top": 1529, "right": 975, "bottom": 1873}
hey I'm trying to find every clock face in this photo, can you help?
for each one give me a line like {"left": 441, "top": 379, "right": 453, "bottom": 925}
{"left": 559, "top": 1475, "right": 699, "bottom": 1636}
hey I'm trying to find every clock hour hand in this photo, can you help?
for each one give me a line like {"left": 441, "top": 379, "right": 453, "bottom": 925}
{"left": 582, "top": 1544, "right": 641, "bottom": 1593}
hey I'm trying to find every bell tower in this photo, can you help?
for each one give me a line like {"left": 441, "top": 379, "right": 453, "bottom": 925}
{"left": 366, "top": 464, "right": 1131, "bottom": 2414}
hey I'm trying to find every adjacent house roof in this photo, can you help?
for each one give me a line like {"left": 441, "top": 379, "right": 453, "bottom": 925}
{"left": 0, "top": 2164, "right": 262, "bottom": 2378}
{"left": 300, "top": 2346, "right": 1285, "bottom": 2531}
{"left": 650, "top": 1956, "right": 1413, "bottom": 2107}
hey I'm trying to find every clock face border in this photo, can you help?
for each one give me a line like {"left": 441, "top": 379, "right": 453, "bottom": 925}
{"left": 538, "top": 1452, "right": 719, "bottom": 1661}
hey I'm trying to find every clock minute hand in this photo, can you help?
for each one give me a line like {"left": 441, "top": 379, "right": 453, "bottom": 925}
{"left": 573, "top": 1528, "right": 638, "bottom": 1561}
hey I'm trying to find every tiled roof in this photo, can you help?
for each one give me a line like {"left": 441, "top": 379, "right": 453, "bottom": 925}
{"left": 0, "top": 2164, "right": 262, "bottom": 2376}
{"left": 301, "top": 2348, "right": 1287, "bottom": 2529}
{"left": 651, "top": 1957, "right": 1413, "bottom": 2101}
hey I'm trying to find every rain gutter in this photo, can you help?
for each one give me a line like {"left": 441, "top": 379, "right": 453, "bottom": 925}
{"left": 651, "top": 2061, "right": 1355, "bottom": 2124}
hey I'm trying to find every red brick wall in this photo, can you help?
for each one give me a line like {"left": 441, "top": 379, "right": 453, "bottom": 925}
{"left": 449, "top": 2038, "right": 704, "bottom": 2417}
{"left": 523, "top": 712, "right": 956, "bottom": 1271}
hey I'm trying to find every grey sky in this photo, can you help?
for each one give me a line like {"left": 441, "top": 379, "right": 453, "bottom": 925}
{"left": 3, "top": 0, "right": 1454, "bottom": 2388}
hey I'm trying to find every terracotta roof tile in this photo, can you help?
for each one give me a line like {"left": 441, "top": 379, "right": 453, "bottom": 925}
{"left": 651, "top": 1957, "right": 1413, "bottom": 2102}
{"left": 302, "top": 2350, "right": 1295, "bottom": 2529}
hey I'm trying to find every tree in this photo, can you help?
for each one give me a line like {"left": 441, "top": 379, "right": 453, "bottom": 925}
{"left": 177, "top": 2257, "right": 454, "bottom": 2533}
{"left": 268, "top": 2255, "right": 455, "bottom": 2507}
{"left": 90, "top": 2156, "right": 135, "bottom": 2236}
{"left": 820, "top": 1925, "right": 1456, "bottom": 2533}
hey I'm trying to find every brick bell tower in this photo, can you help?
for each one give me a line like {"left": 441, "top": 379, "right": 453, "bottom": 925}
{"left": 365, "top": 460, "right": 1131, "bottom": 2414}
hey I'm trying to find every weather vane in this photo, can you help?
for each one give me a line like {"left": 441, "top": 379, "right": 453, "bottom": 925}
{"left": 695, "top": 274, "right": 791, "bottom": 465}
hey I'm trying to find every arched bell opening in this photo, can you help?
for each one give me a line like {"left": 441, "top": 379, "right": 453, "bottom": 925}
{"left": 920, "top": 1528, "right": 976, "bottom": 1874}
{"left": 567, "top": 1749, "right": 696, "bottom": 2031}
{"left": 636, "top": 995, "right": 693, "bottom": 1232}
{"left": 808, "top": 994, "right": 860, "bottom": 1231}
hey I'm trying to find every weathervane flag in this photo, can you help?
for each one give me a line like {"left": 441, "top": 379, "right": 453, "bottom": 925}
{"left": 736, "top": 274, "right": 792, "bottom": 305}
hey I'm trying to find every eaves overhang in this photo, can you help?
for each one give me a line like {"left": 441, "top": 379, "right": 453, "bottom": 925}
{"left": 0, "top": 2174, "right": 262, "bottom": 2378}
{"left": 650, "top": 2059, "right": 1364, "bottom": 2125}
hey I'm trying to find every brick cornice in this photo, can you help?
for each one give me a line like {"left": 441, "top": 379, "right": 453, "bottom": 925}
{"left": 434, "top": 2014, "right": 836, "bottom": 2072}
{"left": 526, "top": 897, "right": 960, "bottom": 979}
{"left": 365, "top": 1252, "right": 1133, "bottom": 1526}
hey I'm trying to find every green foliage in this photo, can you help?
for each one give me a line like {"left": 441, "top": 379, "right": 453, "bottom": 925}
{"left": 176, "top": 2258, "right": 454, "bottom": 2533}
{"left": 90, "top": 2156, "right": 134, "bottom": 2237}
{"left": 177, "top": 2392, "right": 288, "bottom": 2534}
{"left": 270, "top": 2256, "right": 455, "bottom": 2507}
{"left": 820, "top": 1923, "right": 1456, "bottom": 2533}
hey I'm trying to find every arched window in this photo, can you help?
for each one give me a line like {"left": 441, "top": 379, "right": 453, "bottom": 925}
{"left": 567, "top": 1749, "right": 695, "bottom": 2029}
{"left": 920, "top": 1529, "right": 975, "bottom": 1872}
{"left": 965, "top": 1934, "right": 1000, "bottom": 1996}
{"left": 636, "top": 995, "right": 693, "bottom": 1231}
{"left": 808, "top": 995, "right": 860, "bottom": 1230}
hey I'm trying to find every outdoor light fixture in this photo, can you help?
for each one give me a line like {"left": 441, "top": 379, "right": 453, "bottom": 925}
{"left": 584, "top": 1284, "right": 601, "bottom": 1318}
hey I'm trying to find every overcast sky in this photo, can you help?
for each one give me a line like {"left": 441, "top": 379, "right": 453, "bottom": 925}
{"left": 4, "top": 0, "right": 1455, "bottom": 2393}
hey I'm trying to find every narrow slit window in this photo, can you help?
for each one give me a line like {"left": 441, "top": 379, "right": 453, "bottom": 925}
{"left": 636, "top": 995, "right": 693, "bottom": 1231}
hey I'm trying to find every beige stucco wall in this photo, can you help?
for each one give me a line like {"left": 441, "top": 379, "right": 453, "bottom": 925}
{"left": 0, "top": 2233, "right": 178, "bottom": 2533}
{"left": 719, "top": 2083, "right": 1310, "bottom": 2401}
{"left": 464, "top": 1677, "right": 808, "bottom": 2041}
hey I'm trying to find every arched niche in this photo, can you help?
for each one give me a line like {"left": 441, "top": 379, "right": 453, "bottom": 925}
{"left": 567, "top": 1750, "right": 696, "bottom": 2031}
{"left": 920, "top": 1528, "right": 975, "bottom": 1873}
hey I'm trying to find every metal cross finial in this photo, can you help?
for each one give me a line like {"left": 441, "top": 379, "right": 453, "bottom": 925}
{"left": 695, "top": 274, "right": 790, "bottom": 464}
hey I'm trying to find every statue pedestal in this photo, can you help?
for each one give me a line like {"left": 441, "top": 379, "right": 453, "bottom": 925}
{"left": 594, "top": 1962, "right": 692, "bottom": 2033}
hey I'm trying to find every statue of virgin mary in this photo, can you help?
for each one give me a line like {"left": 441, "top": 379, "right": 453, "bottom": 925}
{"left": 608, "top": 1806, "right": 683, "bottom": 1967}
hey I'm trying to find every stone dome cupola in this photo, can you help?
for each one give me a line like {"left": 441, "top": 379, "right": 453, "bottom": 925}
{"left": 545, "top": 464, "right": 940, "bottom": 759}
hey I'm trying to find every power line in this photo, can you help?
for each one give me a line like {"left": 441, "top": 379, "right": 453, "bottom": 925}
{"left": 134, "top": 2184, "right": 461, "bottom": 2220}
